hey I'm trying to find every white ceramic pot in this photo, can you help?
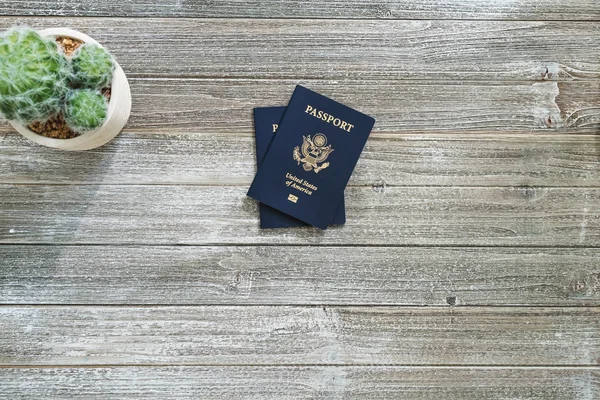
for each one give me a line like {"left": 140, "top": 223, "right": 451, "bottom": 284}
{"left": 8, "top": 28, "right": 132, "bottom": 151}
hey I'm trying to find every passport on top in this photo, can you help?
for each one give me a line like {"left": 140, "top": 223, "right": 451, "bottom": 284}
{"left": 254, "top": 106, "right": 346, "bottom": 229}
{"left": 248, "top": 85, "right": 375, "bottom": 230}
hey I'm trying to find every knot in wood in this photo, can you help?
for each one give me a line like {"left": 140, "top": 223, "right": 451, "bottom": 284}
{"left": 372, "top": 179, "right": 387, "bottom": 193}
{"left": 517, "top": 185, "right": 536, "bottom": 199}
{"left": 544, "top": 113, "right": 561, "bottom": 128}
{"left": 541, "top": 66, "right": 550, "bottom": 80}
{"left": 571, "top": 279, "right": 587, "bottom": 294}
{"left": 374, "top": 5, "right": 393, "bottom": 18}
{"left": 539, "top": 62, "right": 559, "bottom": 80}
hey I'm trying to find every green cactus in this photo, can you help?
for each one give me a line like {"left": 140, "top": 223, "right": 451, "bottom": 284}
{"left": 71, "top": 43, "right": 115, "bottom": 89}
{"left": 0, "top": 28, "right": 70, "bottom": 123}
{"left": 63, "top": 89, "right": 108, "bottom": 133}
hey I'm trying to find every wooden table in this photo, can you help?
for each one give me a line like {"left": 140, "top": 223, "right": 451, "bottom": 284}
{"left": 1, "top": 1, "right": 599, "bottom": 398}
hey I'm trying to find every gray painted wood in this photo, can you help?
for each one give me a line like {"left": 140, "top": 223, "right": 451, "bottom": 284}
{"left": 2, "top": 131, "right": 600, "bottom": 186}
{"left": 0, "top": 18, "right": 599, "bottom": 81}
{"left": 1, "top": 185, "right": 598, "bottom": 246}
{"left": 1, "top": 306, "right": 598, "bottom": 365}
{"left": 2, "top": 0, "right": 599, "bottom": 21}
{"left": 0, "top": 2, "right": 599, "bottom": 397}
{"left": 119, "top": 79, "right": 596, "bottom": 133}
{"left": 1, "top": 245, "right": 598, "bottom": 306}
{"left": 1, "top": 367, "right": 597, "bottom": 399}
{"left": 2, "top": 79, "right": 598, "bottom": 133}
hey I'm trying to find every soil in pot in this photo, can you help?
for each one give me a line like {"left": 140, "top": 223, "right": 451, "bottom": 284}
{"left": 58, "top": 36, "right": 81, "bottom": 56}
{"left": 27, "top": 36, "right": 112, "bottom": 140}
{"left": 29, "top": 113, "right": 77, "bottom": 139}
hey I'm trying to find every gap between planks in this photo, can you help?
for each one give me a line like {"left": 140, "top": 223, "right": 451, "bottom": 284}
{"left": 1, "top": 364, "right": 599, "bottom": 369}
{"left": 1, "top": 305, "right": 597, "bottom": 312}
{"left": 2, "top": 15, "right": 600, "bottom": 23}
{"left": 3, "top": 243, "right": 600, "bottom": 249}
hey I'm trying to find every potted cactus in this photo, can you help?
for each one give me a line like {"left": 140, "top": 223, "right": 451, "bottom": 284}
{"left": 0, "top": 27, "right": 131, "bottom": 150}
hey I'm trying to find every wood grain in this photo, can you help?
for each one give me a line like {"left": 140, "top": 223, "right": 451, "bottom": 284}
{"left": 1, "top": 245, "right": 598, "bottom": 306}
{"left": 95, "top": 79, "right": 600, "bottom": 132}
{"left": 0, "top": 6, "right": 599, "bottom": 397}
{"left": 2, "top": 131, "right": 600, "bottom": 186}
{"left": 2, "top": 0, "right": 599, "bottom": 21}
{"left": 1, "top": 306, "right": 598, "bottom": 366}
{"left": 1, "top": 18, "right": 599, "bottom": 81}
{"left": 1, "top": 185, "right": 598, "bottom": 246}
{"left": 0, "top": 366, "right": 597, "bottom": 399}
{"left": 3, "top": 79, "right": 598, "bottom": 133}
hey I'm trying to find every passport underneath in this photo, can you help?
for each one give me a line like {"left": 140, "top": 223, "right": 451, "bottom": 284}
{"left": 254, "top": 106, "right": 346, "bottom": 229}
{"left": 248, "top": 85, "right": 375, "bottom": 230}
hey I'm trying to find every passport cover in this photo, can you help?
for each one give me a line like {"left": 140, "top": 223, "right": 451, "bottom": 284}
{"left": 248, "top": 85, "right": 375, "bottom": 229}
{"left": 254, "top": 106, "right": 346, "bottom": 229}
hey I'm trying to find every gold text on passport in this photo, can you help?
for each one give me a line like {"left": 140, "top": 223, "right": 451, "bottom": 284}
{"left": 305, "top": 105, "right": 355, "bottom": 132}
{"left": 286, "top": 172, "right": 318, "bottom": 196}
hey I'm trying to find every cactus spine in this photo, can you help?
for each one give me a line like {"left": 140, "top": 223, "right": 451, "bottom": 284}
{"left": 63, "top": 89, "right": 108, "bottom": 133}
{"left": 0, "top": 28, "right": 70, "bottom": 123}
{"left": 71, "top": 43, "right": 115, "bottom": 89}
{"left": 0, "top": 27, "right": 116, "bottom": 134}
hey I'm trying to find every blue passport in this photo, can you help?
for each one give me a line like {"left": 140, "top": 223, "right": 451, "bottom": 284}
{"left": 248, "top": 85, "right": 375, "bottom": 229}
{"left": 254, "top": 106, "right": 346, "bottom": 229}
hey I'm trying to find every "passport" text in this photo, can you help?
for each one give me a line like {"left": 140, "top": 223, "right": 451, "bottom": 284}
{"left": 305, "top": 105, "right": 355, "bottom": 132}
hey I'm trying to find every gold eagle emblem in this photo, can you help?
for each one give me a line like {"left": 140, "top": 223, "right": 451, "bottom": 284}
{"left": 293, "top": 134, "right": 334, "bottom": 174}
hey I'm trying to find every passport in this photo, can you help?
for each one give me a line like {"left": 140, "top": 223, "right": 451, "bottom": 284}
{"left": 254, "top": 106, "right": 346, "bottom": 229}
{"left": 248, "top": 85, "right": 375, "bottom": 229}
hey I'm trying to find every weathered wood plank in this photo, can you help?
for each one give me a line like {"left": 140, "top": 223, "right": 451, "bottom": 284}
{"left": 1, "top": 185, "right": 598, "bottom": 246}
{"left": 2, "top": 0, "right": 599, "bottom": 21}
{"left": 4, "top": 79, "right": 600, "bottom": 134}
{"left": 1, "top": 18, "right": 598, "bottom": 81}
{"left": 0, "top": 366, "right": 597, "bottom": 399}
{"left": 2, "top": 131, "right": 600, "bottom": 186}
{"left": 3, "top": 79, "right": 598, "bottom": 133}
{"left": 121, "top": 79, "right": 598, "bottom": 132}
{"left": 5, "top": 79, "right": 596, "bottom": 133}
{"left": 0, "top": 306, "right": 598, "bottom": 365}
{"left": 1, "top": 245, "right": 598, "bottom": 306}
{"left": 77, "top": 78, "right": 600, "bottom": 133}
